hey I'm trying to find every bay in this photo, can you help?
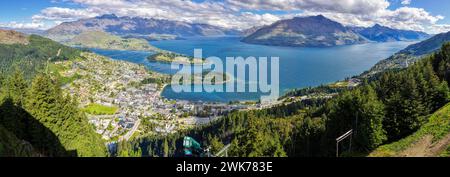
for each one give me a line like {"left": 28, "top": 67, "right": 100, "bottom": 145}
{"left": 90, "top": 36, "right": 415, "bottom": 103}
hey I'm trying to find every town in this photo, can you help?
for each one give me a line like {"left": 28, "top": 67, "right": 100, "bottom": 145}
{"left": 54, "top": 52, "right": 255, "bottom": 143}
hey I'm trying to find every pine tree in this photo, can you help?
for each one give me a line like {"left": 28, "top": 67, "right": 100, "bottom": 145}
{"left": 354, "top": 85, "right": 386, "bottom": 151}
{"left": 0, "top": 69, "right": 28, "bottom": 139}
{"left": 242, "top": 114, "right": 265, "bottom": 157}
{"left": 22, "top": 74, "right": 106, "bottom": 156}
{"left": 400, "top": 72, "right": 426, "bottom": 136}
{"left": 25, "top": 74, "right": 58, "bottom": 126}
{"left": 6, "top": 68, "right": 28, "bottom": 106}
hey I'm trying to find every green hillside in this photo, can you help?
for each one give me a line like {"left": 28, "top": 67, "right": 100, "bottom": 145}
{"left": 363, "top": 31, "right": 450, "bottom": 77}
{"left": 0, "top": 31, "right": 81, "bottom": 80}
{"left": 67, "top": 31, "right": 160, "bottom": 52}
{"left": 118, "top": 43, "right": 450, "bottom": 157}
{"left": 0, "top": 30, "right": 107, "bottom": 157}
{"left": 400, "top": 31, "right": 450, "bottom": 56}
{"left": 370, "top": 103, "right": 450, "bottom": 157}
{"left": 0, "top": 68, "right": 107, "bottom": 158}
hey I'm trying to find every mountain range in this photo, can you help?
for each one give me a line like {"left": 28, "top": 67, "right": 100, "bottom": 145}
{"left": 243, "top": 15, "right": 430, "bottom": 47}
{"left": 45, "top": 14, "right": 430, "bottom": 48}
{"left": 353, "top": 24, "right": 429, "bottom": 42}
{"left": 242, "top": 15, "right": 368, "bottom": 47}
{"left": 45, "top": 14, "right": 240, "bottom": 42}
{"left": 1, "top": 21, "right": 450, "bottom": 157}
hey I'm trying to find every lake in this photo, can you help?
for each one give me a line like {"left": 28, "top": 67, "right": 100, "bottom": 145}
{"left": 90, "top": 37, "right": 415, "bottom": 103}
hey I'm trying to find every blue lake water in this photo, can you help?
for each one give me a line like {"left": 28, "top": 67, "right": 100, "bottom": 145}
{"left": 90, "top": 37, "right": 415, "bottom": 103}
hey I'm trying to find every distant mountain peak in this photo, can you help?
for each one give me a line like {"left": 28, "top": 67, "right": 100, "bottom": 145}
{"left": 373, "top": 24, "right": 384, "bottom": 28}
{"left": 293, "top": 15, "right": 330, "bottom": 21}
{"left": 97, "top": 14, "right": 119, "bottom": 19}
{"left": 313, "top": 14, "right": 327, "bottom": 19}
{"left": 357, "top": 24, "right": 429, "bottom": 42}
{"left": 242, "top": 15, "right": 367, "bottom": 47}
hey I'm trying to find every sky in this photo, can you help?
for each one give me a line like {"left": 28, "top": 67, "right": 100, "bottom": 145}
{"left": 0, "top": 0, "right": 449, "bottom": 34}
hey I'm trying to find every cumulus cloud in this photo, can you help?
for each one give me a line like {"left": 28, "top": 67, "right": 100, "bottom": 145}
{"left": 299, "top": 7, "right": 444, "bottom": 32}
{"left": 30, "top": 0, "right": 280, "bottom": 30}
{"left": 227, "top": 0, "right": 390, "bottom": 15}
{"left": 10, "top": 0, "right": 450, "bottom": 34}
{"left": 32, "top": 7, "right": 100, "bottom": 21}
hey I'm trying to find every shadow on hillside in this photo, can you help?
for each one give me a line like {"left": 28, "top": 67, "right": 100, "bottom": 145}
{"left": 0, "top": 98, "right": 77, "bottom": 157}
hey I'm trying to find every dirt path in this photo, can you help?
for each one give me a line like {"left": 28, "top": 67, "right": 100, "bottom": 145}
{"left": 428, "top": 134, "right": 450, "bottom": 156}
{"left": 400, "top": 134, "right": 450, "bottom": 157}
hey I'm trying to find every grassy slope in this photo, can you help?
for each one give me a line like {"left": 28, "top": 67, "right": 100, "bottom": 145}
{"left": 68, "top": 31, "right": 159, "bottom": 51}
{"left": 370, "top": 103, "right": 450, "bottom": 157}
{"left": 441, "top": 146, "right": 450, "bottom": 157}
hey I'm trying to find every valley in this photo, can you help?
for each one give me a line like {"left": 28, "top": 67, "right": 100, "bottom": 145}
{"left": 1, "top": 11, "right": 450, "bottom": 158}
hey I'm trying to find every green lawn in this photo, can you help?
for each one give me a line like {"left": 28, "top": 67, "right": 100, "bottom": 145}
{"left": 60, "top": 73, "right": 82, "bottom": 86}
{"left": 82, "top": 103, "right": 118, "bottom": 115}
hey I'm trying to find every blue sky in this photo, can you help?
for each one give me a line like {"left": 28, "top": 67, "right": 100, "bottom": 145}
{"left": 0, "top": 1, "right": 74, "bottom": 21}
{"left": 1, "top": 0, "right": 449, "bottom": 33}
{"left": 389, "top": 0, "right": 450, "bottom": 24}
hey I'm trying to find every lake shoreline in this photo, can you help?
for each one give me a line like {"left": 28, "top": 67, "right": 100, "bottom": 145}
{"left": 89, "top": 37, "right": 415, "bottom": 103}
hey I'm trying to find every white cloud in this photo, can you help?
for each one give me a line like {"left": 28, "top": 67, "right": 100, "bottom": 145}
{"left": 226, "top": 0, "right": 390, "bottom": 15}
{"left": 401, "top": 0, "right": 412, "bottom": 5}
{"left": 32, "top": 7, "right": 100, "bottom": 21}
{"left": 8, "top": 0, "right": 449, "bottom": 34}
{"left": 428, "top": 24, "right": 450, "bottom": 34}
{"left": 0, "top": 21, "right": 46, "bottom": 29}
{"left": 30, "top": 0, "right": 278, "bottom": 30}
{"left": 290, "top": 6, "right": 446, "bottom": 34}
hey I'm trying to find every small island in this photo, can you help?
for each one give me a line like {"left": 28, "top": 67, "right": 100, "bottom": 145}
{"left": 191, "top": 71, "right": 231, "bottom": 85}
{"left": 147, "top": 52, "right": 206, "bottom": 65}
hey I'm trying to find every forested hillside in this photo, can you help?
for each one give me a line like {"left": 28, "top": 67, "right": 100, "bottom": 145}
{"left": 118, "top": 43, "right": 450, "bottom": 157}
{"left": 0, "top": 71, "right": 107, "bottom": 157}
{"left": 0, "top": 31, "right": 107, "bottom": 157}
{"left": 0, "top": 30, "right": 81, "bottom": 80}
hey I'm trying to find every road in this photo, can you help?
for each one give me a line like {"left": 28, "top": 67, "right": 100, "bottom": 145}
{"left": 119, "top": 119, "right": 141, "bottom": 142}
